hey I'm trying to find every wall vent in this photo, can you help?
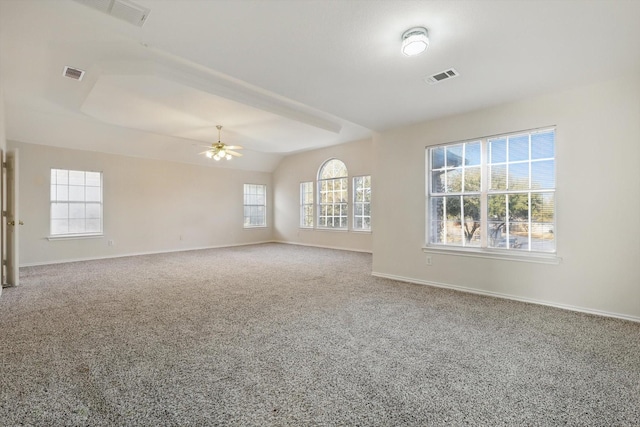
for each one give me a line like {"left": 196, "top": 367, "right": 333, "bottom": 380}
{"left": 425, "top": 68, "right": 460, "bottom": 85}
{"left": 63, "top": 66, "right": 86, "bottom": 81}
{"left": 72, "top": 0, "right": 150, "bottom": 27}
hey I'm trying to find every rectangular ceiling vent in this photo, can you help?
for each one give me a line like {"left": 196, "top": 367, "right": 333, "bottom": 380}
{"left": 63, "top": 66, "right": 86, "bottom": 81}
{"left": 425, "top": 68, "right": 460, "bottom": 85}
{"left": 72, "top": 0, "right": 150, "bottom": 27}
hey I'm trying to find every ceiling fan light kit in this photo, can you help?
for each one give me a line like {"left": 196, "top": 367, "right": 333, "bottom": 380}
{"left": 202, "top": 125, "right": 243, "bottom": 161}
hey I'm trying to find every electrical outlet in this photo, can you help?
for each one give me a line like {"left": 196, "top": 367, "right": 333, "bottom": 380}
{"left": 426, "top": 255, "right": 432, "bottom": 266}
{"left": 108, "top": 240, "right": 114, "bottom": 246}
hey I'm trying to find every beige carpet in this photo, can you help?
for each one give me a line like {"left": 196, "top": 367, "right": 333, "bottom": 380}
{"left": 1, "top": 243, "right": 638, "bottom": 426}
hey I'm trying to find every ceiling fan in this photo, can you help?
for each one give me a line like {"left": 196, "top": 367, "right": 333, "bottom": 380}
{"left": 201, "top": 125, "right": 243, "bottom": 161}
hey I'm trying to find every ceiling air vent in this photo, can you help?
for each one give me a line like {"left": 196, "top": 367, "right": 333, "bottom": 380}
{"left": 63, "top": 66, "right": 85, "bottom": 81}
{"left": 425, "top": 68, "right": 460, "bottom": 85}
{"left": 72, "top": 0, "right": 150, "bottom": 27}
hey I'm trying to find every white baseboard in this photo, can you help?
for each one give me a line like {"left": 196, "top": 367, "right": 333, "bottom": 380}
{"left": 20, "top": 241, "right": 277, "bottom": 267}
{"left": 372, "top": 271, "right": 640, "bottom": 323}
{"left": 273, "top": 240, "right": 373, "bottom": 254}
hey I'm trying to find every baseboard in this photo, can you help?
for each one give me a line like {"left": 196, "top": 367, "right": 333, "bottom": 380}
{"left": 371, "top": 271, "right": 640, "bottom": 323}
{"left": 20, "top": 241, "right": 277, "bottom": 267}
{"left": 273, "top": 240, "right": 373, "bottom": 254}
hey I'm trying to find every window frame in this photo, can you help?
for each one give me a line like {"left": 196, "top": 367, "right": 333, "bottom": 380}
{"left": 425, "top": 127, "right": 559, "bottom": 263}
{"left": 243, "top": 183, "right": 267, "bottom": 229}
{"left": 317, "top": 159, "right": 349, "bottom": 230}
{"left": 50, "top": 168, "right": 104, "bottom": 238}
{"left": 352, "top": 175, "right": 372, "bottom": 232}
{"left": 300, "top": 181, "right": 314, "bottom": 228}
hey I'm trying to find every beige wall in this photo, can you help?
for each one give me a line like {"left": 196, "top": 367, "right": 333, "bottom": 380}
{"left": 372, "top": 74, "right": 640, "bottom": 320}
{"left": 273, "top": 138, "right": 373, "bottom": 252}
{"left": 10, "top": 141, "right": 273, "bottom": 265}
{"left": 0, "top": 88, "right": 5, "bottom": 296}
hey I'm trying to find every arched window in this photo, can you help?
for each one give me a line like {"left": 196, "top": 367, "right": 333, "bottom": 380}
{"left": 317, "top": 159, "right": 348, "bottom": 229}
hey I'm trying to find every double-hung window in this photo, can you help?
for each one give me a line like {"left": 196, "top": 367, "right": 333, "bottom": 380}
{"left": 353, "top": 175, "right": 371, "bottom": 231}
{"left": 50, "top": 169, "right": 103, "bottom": 236}
{"left": 300, "top": 181, "right": 314, "bottom": 228}
{"left": 243, "top": 184, "right": 267, "bottom": 228}
{"left": 427, "top": 128, "right": 556, "bottom": 253}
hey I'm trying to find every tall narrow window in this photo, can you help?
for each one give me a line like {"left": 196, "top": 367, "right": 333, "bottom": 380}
{"left": 50, "top": 169, "right": 103, "bottom": 236}
{"left": 318, "top": 159, "right": 348, "bottom": 229}
{"left": 243, "top": 184, "right": 267, "bottom": 228}
{"left": 300, "top": 181, "right": 314, "bottom": 228}
{"left": 427, "top": 128, "right": 555, "bottom": 253}
{"left": 353, "top": 175, "right": 371, "bottom": 231}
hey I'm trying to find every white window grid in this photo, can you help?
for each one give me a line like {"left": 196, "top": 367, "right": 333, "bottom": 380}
{"left": 50, "top": 169, "right": 103, "bottom": 236}
{"left": 243, "top": 184, "right": 267, "bottom": 228}
{"left": 300, "top": 181, "right": 314, "bottom": 228}
{"left": 427, "top": 128, "right": 556, "bottom": 253}
{"left": 353, "top": 175, "right": 371, "bottom": 231}
{"left": 317, "top": 159, "right": 349, "bottom": 229}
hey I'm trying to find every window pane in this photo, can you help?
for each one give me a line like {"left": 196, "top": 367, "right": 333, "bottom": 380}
{"left": 446, "top": 169, "right": 462, "bottom": 192}
{"left": 51, "top": 219, "right": 68, "bottom": 234}
{"left": 432, "top": 147, "right": 445, "bottom": 169}
{"left": 432, "top": 171, "right": 445, "bottom": 193}
{"left": 51, "top": 203, "right": 68, "bottom": 219}
{"left": 465, "top": 142, "right": 481, "bottom": 166}
{"left": 531, "top": 160, "right": 555, "bottom": 189}
{"left": 509, "top": 135, "right": 529, "bottom": 161}
{"left": 69, "top": 219, "right": 85, "bottom": 233}
{"left": 86, "top": 203, "right": 101, "bottom": 219}
{"left": 464, "top": 167, "right": 481, "bottom": 192}
{"left": 69, "top": 185, "right": 85, "bottom": 202}
{"left": 69, "top": 171, "right": 84, "bottom": 185}
{"left": 531, "top": 193, "right": 555, "bottom": 252}
{"left": 69, "top": 203, "right": 85, "bottom": 219}
{"left": 490, "top": 138, "right": 507, "bottom": 163}
{"left": 86, "top": 186, "right": 101, "bottom": 202}
{"left": 56, "top": 169, "right": 68, "bottom": 185}
{"left": 85, "top": 219, "right": 101, "bottom": 233}
{"left": 86, "top": 172, "right": 101, "bottom": 187}
{"left": 531, "top": 131, "right": 555, "bottom": 159}
{"left": 446, "top": 145, "right": 463, "bottom": 168}
{"left": 509, "top": 163, "right": 529, "bottom": 190}
{"left": 490, "top": 165, "right": 507, "bottom": 190}
{"left": 55, "top": 185, "right": 69, "bottom": 201}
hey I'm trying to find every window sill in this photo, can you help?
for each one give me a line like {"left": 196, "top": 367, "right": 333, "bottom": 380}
{"left": 351, "top": 229, "right": 372, "bottom": 234}
{"left": 48, "top": 233, "right": 103, "bottom": 241}
{"left": 422, "top": 246, "right": 562, "bottom": 264}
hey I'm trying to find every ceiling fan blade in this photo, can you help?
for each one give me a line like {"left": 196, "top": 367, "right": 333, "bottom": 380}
{"left": 198, "top": 149, "right": 212, "bottom": 155}
{"left": 227, "top": 150, "right": 243, "bottom": 157}
{"left": 225, "top": 145, "right": 243, "bottom": 150}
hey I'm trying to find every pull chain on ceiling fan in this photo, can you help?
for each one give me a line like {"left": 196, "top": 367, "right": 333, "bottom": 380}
{"left": 201, "top": 125, "right": 243, "bottom": 161}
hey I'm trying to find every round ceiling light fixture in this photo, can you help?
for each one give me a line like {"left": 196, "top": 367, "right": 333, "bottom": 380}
{"left": 401, "top": 27, "right": 429, "bottom": 56}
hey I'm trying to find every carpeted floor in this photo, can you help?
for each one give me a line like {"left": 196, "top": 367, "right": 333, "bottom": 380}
{"left": 0, "top": 243, "right": 638, "bottom": 426}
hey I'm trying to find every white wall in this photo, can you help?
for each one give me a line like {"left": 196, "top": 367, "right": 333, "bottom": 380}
{"left": 372, "top": 74, "right": 640, "bottom": 321}
{"left": 273, "top": 138, "right": 373, "bottom": 252}
{"left": 10, "top": 141, "right": 273, "bottom": 265}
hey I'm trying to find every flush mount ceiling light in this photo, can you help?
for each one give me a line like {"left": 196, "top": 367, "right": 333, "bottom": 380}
{"left": 401, "top": 27, "right": 429, "bottom": 56}
{"left": 200, "top": 125, "right": 243, "bottom": 161}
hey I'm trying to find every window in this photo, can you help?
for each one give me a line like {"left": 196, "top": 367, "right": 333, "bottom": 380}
{"left": 353, "top": 175, "right": 371, "bottom": 231}
{"left": 50, "top": 169, "right": 103, "bottom": 236}
{"left": 427, "top": 128, "right": 555, "bottom": 253}
{"left": 243, "top": 184, "right": 266, "bottom": 228}
{"left": 300, "top": 181, "right": 314, "bottom": 228}
{"left": 318, "top": 159, "right": 348, "bottom": 229}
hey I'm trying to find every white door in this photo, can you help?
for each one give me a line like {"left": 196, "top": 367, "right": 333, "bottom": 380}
{"left": 6, "top": 149, "right": 19, "bottom": 286}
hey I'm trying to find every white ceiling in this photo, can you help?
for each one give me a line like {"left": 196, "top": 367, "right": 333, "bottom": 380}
{"left": 1, "top": 0, "right": 639, "bottom": 172}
